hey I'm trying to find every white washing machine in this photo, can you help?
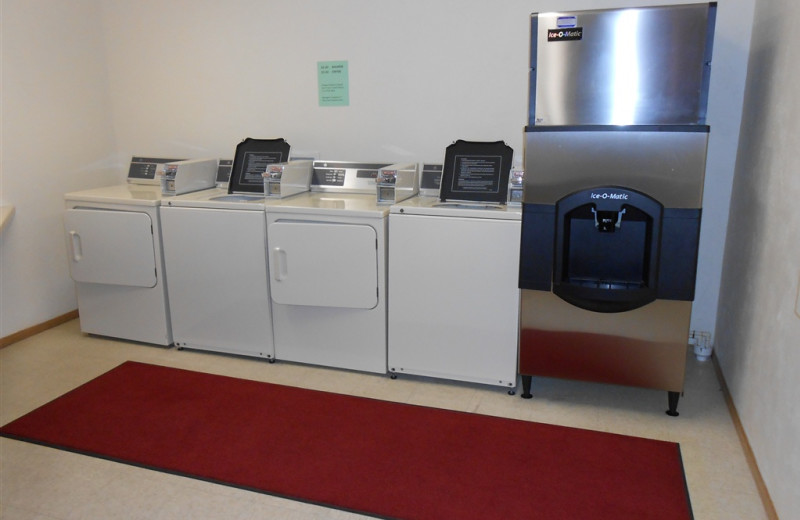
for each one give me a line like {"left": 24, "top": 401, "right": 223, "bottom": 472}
{"left": 160, "top": 189, "right": 276, "bottom": 358}
{"left": 63, "top": 157, "right": 184, "bottom": 345}
{"left": 159, "top": 141, "right": 293, "bottom": 359}
{"left": 387, "top": 197, "right": 521, "bottom": 390}
{"left": 265, "top": 161, "right": 391, "bottom": 374}
{"left": 387, "top": 141, "right": 521, "bottom": 390}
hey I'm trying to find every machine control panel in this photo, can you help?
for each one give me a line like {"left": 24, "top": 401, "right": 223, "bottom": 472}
{"left": 418, "top": 163, "right": 443, "bottom": 197}
{"left": 315, "top": 167, "right": 347, "bottom": 187}
{"left": 127, "top": 156, "right": 184, "bottom": 185}
{"left": 215, "top": 159, "right": 233, "bottom": 188}
{"left": 263, "top": 160, "right": 313, "bottom": 198}
{"left": 508, "top": 168, "right": 524, "bottom": 205}
{"left": 160, "top": 158, "right": 218, "bottom": 196}
{"left": 311, "top": 161, "right": 392, "bottom": 193}
{"left": 377, "top": 169, "right": 398, "bottom": 185}
{"left": 376, "top": 163, "right": 419, "bottom": 204}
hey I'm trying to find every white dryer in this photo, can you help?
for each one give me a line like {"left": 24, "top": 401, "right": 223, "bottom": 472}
{"left": 63, "top": 157, "right": 183, "bottom": 345}
{"left": 265, "top": 161, "right": 391, "bottom": 374}
{"left": 159, "top": 140, "right": 293, "bottom": 359}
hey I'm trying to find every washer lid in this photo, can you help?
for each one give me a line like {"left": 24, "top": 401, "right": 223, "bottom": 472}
{"left": 390, "top": 196, "right": 521, "bottom": 220}
{"left": 266, "top": 192, "right": 390, "bottom": 218}
{"left": 228, "top": 138, "right": 291, "bottom": 195}
{"left": 439, "top": 140, "right": 513, "bottom": 204}
{"left": 162, "top": 187, "right": 266, "bottom": 210}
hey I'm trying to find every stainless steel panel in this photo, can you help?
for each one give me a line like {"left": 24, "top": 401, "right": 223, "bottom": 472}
{"left": 531, "top": 3, "right": 715, "bottom": 126}
{"left": 519, "top": 290, "right": 691, "bottom": 392}
{"left": 523, "top": 128, "right": 709, "bottom": 208}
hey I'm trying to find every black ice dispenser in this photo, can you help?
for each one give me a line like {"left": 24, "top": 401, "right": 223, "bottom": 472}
{"left": 553, "top": 187, "right": 663, "bottom": 313}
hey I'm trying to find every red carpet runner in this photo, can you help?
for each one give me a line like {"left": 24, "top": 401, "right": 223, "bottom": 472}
{"left": 1, "top": 361, "right": 692, "bottom": 520}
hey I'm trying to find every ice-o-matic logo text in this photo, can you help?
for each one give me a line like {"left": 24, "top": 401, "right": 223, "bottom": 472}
{"left": 591, "top": 192, "right": 629, "bottom": 200}
{"left": 547, "top": 28, "right": 583, "bottom": 41}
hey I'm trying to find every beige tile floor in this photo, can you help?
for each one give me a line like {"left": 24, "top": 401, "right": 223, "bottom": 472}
{"left": 1, "top": 319, "right": 768, "bottom": 520}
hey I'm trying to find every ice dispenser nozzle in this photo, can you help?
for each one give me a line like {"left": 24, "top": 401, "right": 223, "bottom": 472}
{"left": 591, "top": 207, "right": 626, "bottom": 232}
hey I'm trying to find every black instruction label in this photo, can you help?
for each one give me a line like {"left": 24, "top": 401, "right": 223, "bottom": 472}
{"left": 451, "top": 155, "right": 502, "bottom": 194}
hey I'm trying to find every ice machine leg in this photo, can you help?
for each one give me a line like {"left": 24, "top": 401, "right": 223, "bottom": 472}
{"left": 667, "top": 391, "right": 681, "bottom": 417}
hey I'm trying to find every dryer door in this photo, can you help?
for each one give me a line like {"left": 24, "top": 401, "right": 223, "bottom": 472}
{"left": 269, "top": 220, "right": 378, "bottom": 309}
{"left": 64, "top": 208, "right": 158, "bottom": 287}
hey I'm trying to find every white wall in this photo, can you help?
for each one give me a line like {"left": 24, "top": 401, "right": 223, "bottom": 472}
{"left": 715, "top": 0, "right": 800, "bottom": 517}
{"left": 0, "top": 0, "right": 118, "bottom": 337}
{"left": 695, "top": 0, "right": 756, "bottom": 338}
{"left": 97, "top": 0, "right": 533, "bottom": 165}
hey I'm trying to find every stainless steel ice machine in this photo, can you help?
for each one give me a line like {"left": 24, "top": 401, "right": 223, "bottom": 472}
{"left": 519, "top": 3, "right": 716, "bottom": 416}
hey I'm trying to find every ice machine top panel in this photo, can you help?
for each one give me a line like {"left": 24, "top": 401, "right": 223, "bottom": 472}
{"left": 529, "top": 2, "right": 716, "bottom": 126}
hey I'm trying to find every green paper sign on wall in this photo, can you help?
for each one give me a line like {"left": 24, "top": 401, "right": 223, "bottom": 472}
{"left": 317, "top": 61, "right": 349, "bottom": 107}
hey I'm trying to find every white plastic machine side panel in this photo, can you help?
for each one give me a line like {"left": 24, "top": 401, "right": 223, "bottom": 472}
{"left": 388, "top": 213, "right": 521, "bottom": 388}
{"left": 64, "top": 208, "right": 157, "bottom": 287}
{"left": 160, "top": 206, "right": 274, "bottom": 358}
{"left": 268, "top": 221, "right": 378, "bottom": 309}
